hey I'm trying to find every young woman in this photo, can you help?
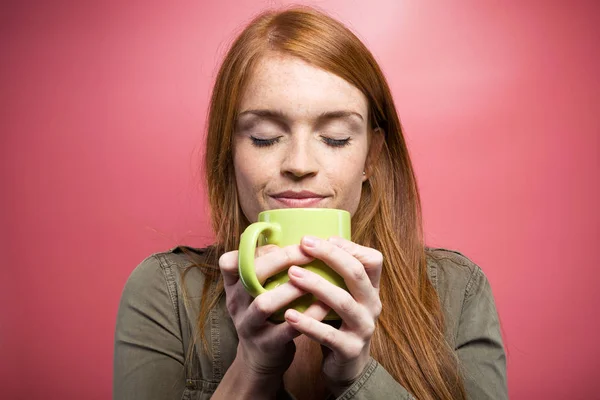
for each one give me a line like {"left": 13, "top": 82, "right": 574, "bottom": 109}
{"left": 114, "top": 7, "right": 507, "bottom": 400}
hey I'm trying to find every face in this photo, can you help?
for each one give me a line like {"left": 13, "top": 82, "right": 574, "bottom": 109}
{"left": 233, "top": 53, "right": 382, "bottom": 222}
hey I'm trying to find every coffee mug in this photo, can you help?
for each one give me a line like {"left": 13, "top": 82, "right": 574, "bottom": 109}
{"left": 238, "top": 208, "right": 351, "bottom": 321}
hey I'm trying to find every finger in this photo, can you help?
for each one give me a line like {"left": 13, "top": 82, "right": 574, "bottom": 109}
{"left": 328, "top": 236, "right": 383, "bottom": 288}
{"left": 219, "top": 250, "right": 240, "bottom": 287}
{"left": 266, "top": 299, "right": 332, "bottom": 343}
{"left": 288, "top": 266, "right": 376, "bottom": 330}
{"left": 284, "top": 308, "right": 363, "bottom": 361}
{"left": 303, "top": 300, "right": 331, "bottom": 322}
{"left": 224, "top": 280, "right": 254, "bottom": 319}
{"left": 254, "top": 245, "right": 314, "bottom": 283}
{"left": 300, "top": 237, "right": 377, "bottom": 303}
{"left": 240, "top": 282, "right": 307, "bottom": 333}
{"left": 255, "top": 244, "right": 280, "bottom": 258}
{"left": 220, "top": 245, "right": 312, "bottom": 287}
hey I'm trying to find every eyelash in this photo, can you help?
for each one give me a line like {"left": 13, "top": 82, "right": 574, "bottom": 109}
{"left": 322, "top": 137, "right": 351, "bottom": 148}
{"left": 250, "top": 136, "right": 281, "bottom": 147}
{"left": 250, "top": 136, "right": 351, "bottom": 148}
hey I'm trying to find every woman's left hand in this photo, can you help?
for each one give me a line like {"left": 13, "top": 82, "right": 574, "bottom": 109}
{"left": 284, "top": 235, "right": 383, "bottom": 396}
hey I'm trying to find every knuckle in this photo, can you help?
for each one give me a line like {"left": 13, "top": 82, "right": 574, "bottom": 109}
{"left": 345, "top": 339, "right": 364, "bottom": 359}
{"left": 322, "top": 328, "right": 338, "bottom": 348}
{"left": 361, "top": 318, "right": 376, "bottom": 338}
{"left": 332, "top": 244, "right": 346, "bottom": 259}
{"left": 338, "top": 292, "right": 356, "bottom": 315}
{"left": 252, "top": 295, "right": 272, "bottom": 318}
{"left": 280, "top": 323, "right": 300, "bottom": 342}
{"left": 281, "top": 246, "right": 294, "bottom": 265}
{"left": 373, "top": 299, "right": 383, "bottom": 318}
{"left": 256, "top": 245, "right": 278, "bottom": 257}
{"left": 368, "top": 250, "right": 384, "bottom": 266}
{"left": 330, "top": 236, "right": 349, "bottom": 249}
{"left": 218, "top": 252, "right": 235, "bottom": 271}
{"left": 341, "top": 242, "right": 355, "bottom": 254}
{"left": 350, "top": 264, "right": 366, "bottom": 282}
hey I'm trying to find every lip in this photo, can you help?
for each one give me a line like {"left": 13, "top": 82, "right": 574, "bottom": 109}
{"left": 269, "top": 190, "right": 328, "bottom": 208}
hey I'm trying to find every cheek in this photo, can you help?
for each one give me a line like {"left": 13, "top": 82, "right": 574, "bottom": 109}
{"left": 325, "top": 159, "right": 366, "bottom": 213}
{"left": 233, "top": 150, "right": 269, "bottom": 222}
{"left": 233, "top": 150, "right": 270, "bottom": 194}
{"left": 235, "top": 163, "right": 257, "bottom": 192}
{"left": 348, "top": 174, "right": 366, "bottom": 210}
{"left": 339, "top": 148, "right": 369, "bottom": 211}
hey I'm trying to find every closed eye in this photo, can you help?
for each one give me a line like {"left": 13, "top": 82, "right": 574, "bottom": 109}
{"left": 322, "top": 136, "right": 351, "bottom": 148}
{"left": 250, "top": 136, "right": 281, "bottom": 147}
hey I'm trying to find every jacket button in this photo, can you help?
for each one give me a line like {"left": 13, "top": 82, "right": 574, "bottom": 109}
{"left": 185, "top": 379, "right": 197, "bottom": 390}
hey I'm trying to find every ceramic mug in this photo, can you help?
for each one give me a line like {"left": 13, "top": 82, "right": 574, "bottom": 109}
{"left": 238, "top": 208, "right": 351, "bottom": 321}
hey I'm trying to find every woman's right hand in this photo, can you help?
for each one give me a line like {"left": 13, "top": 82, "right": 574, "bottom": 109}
{"left": 216, "top": 245, "right": 330, "bottom": 395}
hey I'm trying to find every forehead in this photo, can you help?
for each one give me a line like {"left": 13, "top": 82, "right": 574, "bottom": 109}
{"left": 239, "top": 53, "right": 368, "bottom": 119}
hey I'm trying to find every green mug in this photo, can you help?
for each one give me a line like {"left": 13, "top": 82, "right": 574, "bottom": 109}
{"left": 238, "top": 208, "right": 351, "bottom": 321}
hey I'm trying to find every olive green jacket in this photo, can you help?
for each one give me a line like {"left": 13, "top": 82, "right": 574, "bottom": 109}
{"left": 114, "top": 246, "right": 507, "bottom": 399}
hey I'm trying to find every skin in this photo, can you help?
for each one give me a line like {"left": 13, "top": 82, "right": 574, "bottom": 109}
{"left": 213, "top": 53, "right": 385, "bottom": 399}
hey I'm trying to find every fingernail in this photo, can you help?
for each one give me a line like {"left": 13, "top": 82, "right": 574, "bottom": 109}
{"left": 289, "top": 266, "right": 306, "bottom": 278}
{"left": 286, "top": 309, "right": 300, "bottom": 323}
{"left": 303, "top": 236, "right": 319, "bottom": 247}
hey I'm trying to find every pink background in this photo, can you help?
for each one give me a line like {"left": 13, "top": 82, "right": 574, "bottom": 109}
{"left": 2, "top": 1, "right": 599, "bottom": 399}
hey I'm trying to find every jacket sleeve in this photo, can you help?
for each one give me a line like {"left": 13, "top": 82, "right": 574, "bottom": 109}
{"left": 113, "top": 255, "right": 186, "bottom": 400}
{"left": 455, "top": 266, "right": 508, "bottom": 399}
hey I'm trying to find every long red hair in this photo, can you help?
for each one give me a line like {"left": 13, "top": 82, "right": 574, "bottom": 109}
{"left": 189, "top": 7, "right": 466, "bottom": 399}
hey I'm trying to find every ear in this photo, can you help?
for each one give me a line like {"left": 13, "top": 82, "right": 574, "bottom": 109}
{"left": 363, "top": 128, "right": 385, "bottom": 181}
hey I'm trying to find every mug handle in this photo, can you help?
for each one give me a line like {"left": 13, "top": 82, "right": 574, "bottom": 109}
{"left": 238, "top": 222, "right": 282, "bottom": 297}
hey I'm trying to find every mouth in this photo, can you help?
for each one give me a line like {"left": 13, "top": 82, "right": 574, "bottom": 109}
{"left": 269, "top": 190, "right": 329, "bottom": 208}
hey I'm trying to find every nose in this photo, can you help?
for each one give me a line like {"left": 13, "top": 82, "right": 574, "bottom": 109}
{"left": 280, "top": 136, "right": 318, "bottom": 179}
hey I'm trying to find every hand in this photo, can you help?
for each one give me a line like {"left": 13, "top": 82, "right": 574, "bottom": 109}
{"left": 283, "top": 236, "right": 383, "bottom": 396}
{"left": 218, "top": 245, "right": 330, "bottom": 385}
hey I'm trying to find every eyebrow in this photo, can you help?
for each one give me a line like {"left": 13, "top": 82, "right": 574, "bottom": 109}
{"left": 237, "top": 109, "right": 365, "bottom": 124}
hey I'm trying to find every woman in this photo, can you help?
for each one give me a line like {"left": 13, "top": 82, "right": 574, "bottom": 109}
{"left": 114, "top": 7, "right": 507, "bottom": 400}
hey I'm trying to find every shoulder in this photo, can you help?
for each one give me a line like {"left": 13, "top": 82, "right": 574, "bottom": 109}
{"left": 135, "top": 245, "right": 211, "bottom": 272}
{"left": 424, "top": 247, "right": 493, "bottom": 344}
{"left": 131, "top": 245, "right": 212, "bottom": 278}
{"left": 122, "top": 246, "right": 214, "bottom": 306}
{"left": 425, "top": 246, "right": 486, "bottom": 298}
